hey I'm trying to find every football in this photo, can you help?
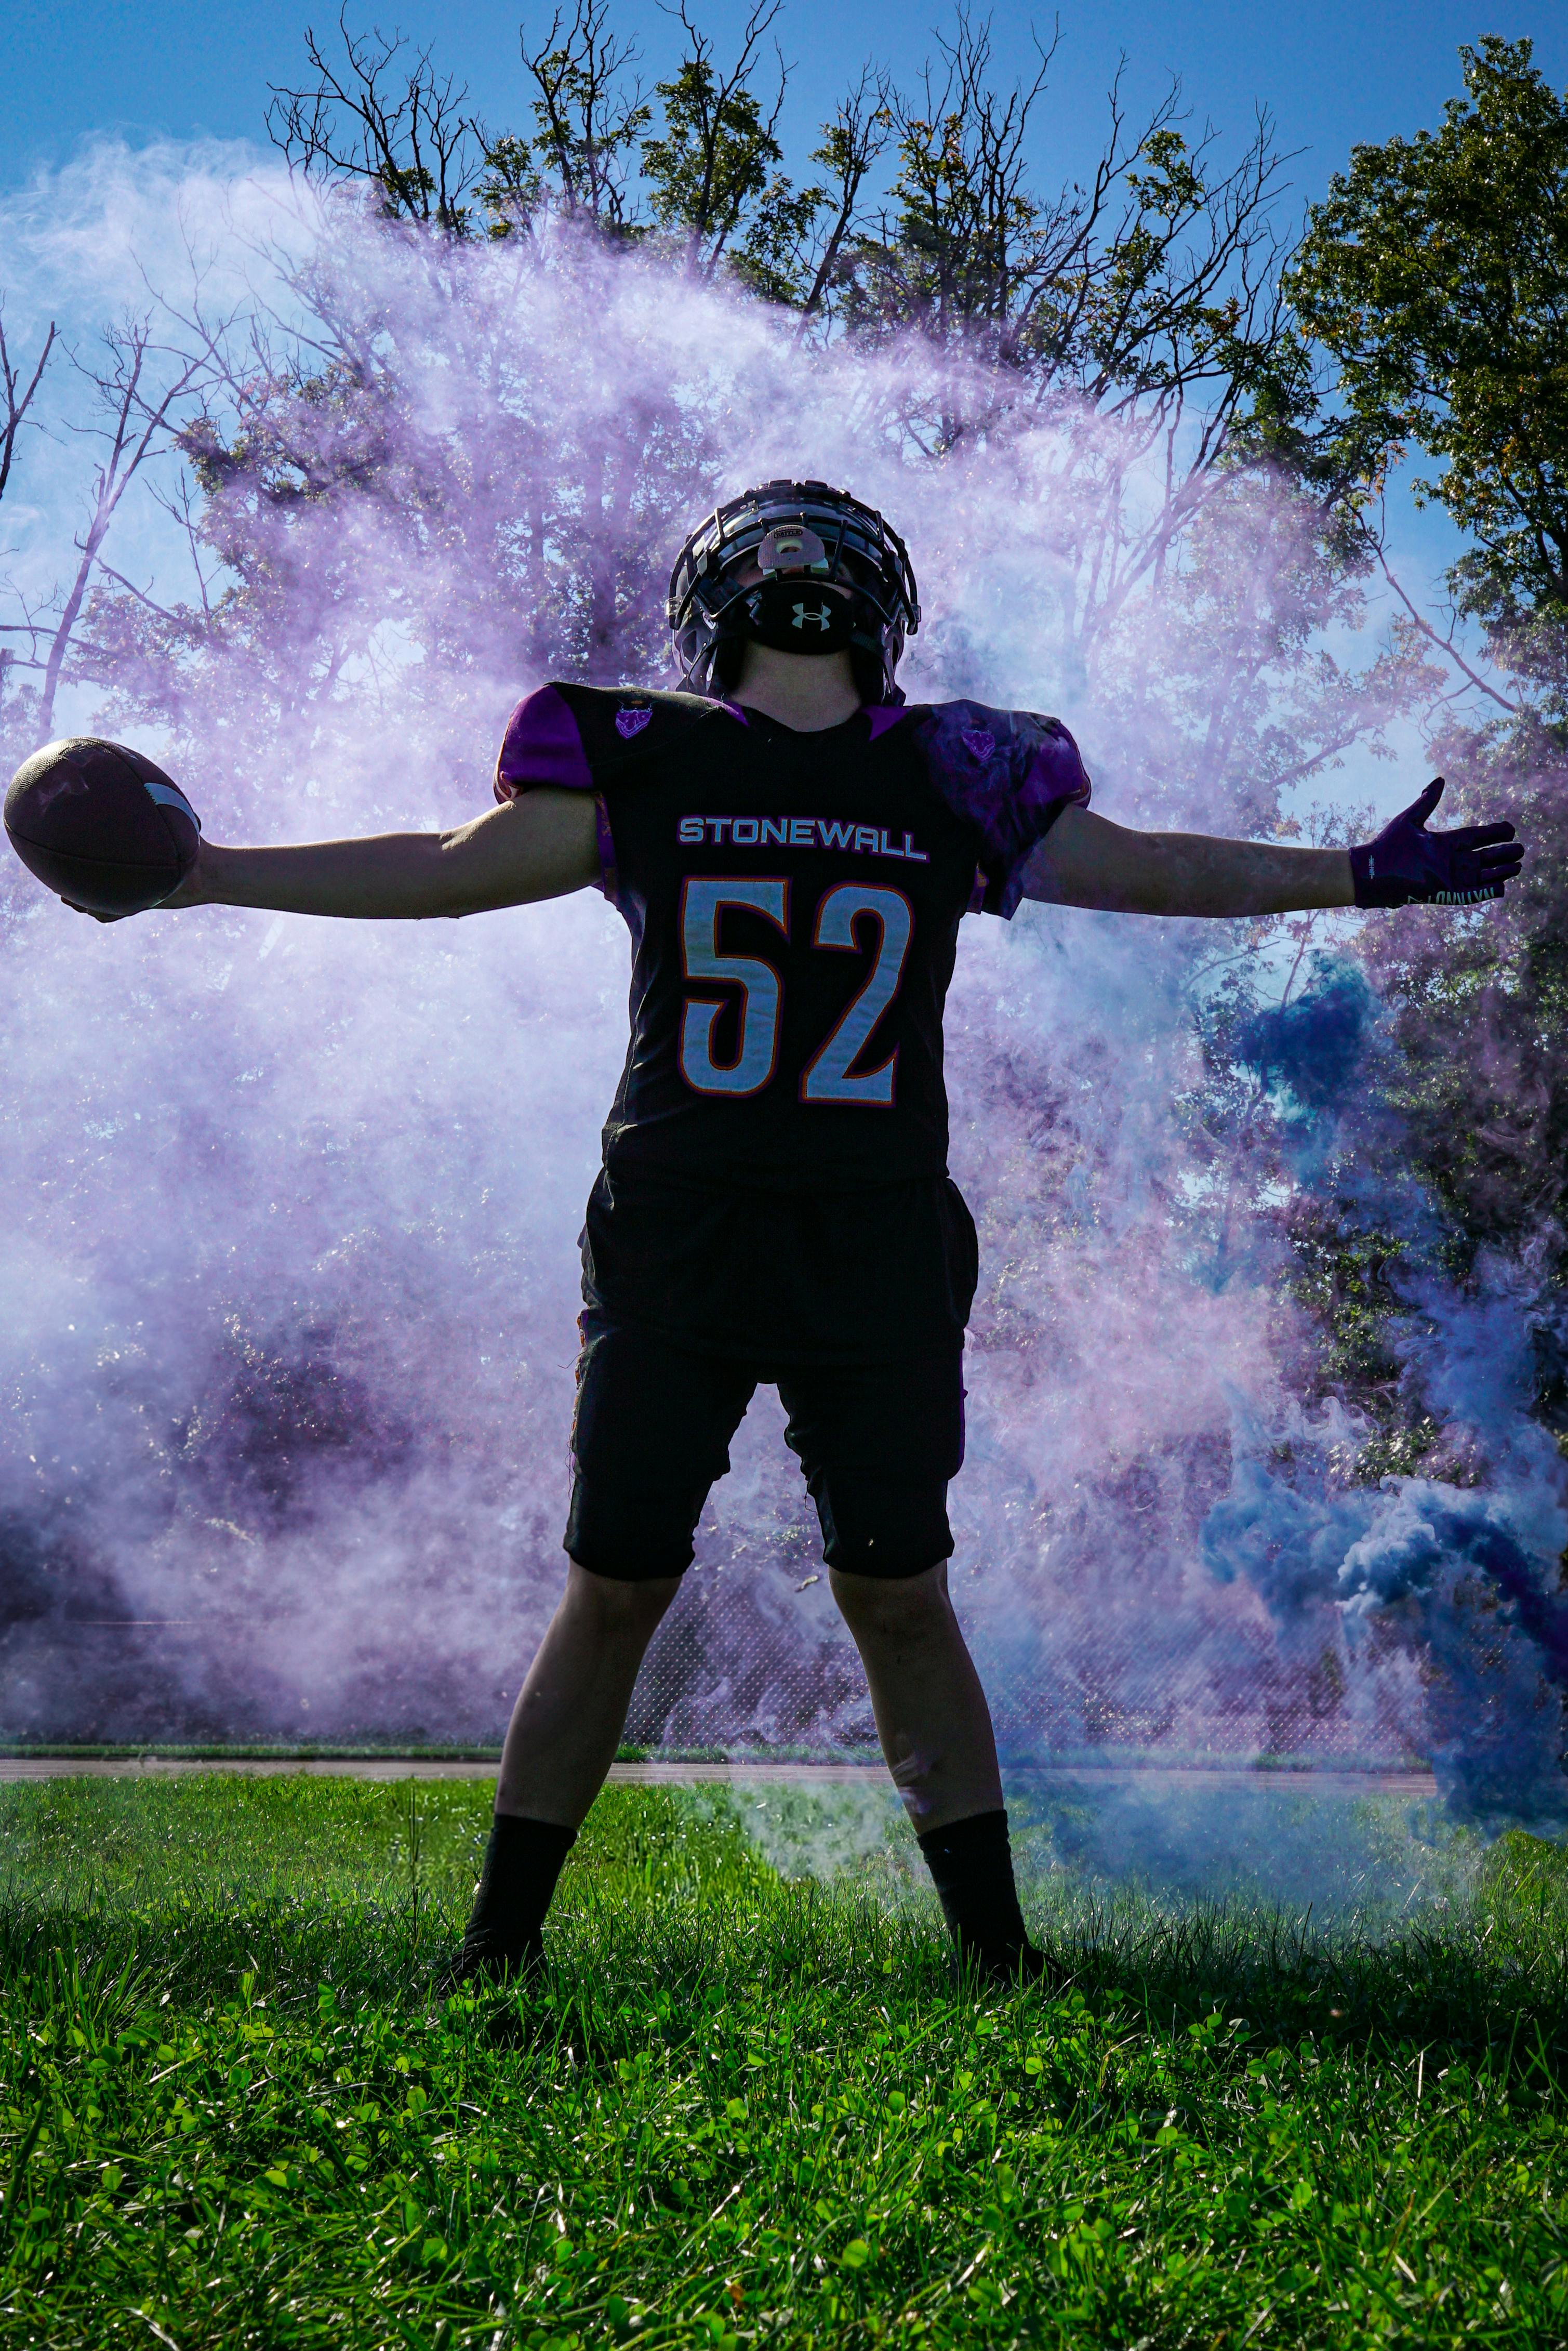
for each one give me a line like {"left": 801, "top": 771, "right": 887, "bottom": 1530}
{"left": 4, "top": 736, "right": 201, "bottom": 917}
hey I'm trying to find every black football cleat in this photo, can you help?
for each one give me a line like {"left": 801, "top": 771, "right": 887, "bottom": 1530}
{"left": 433, "top": 1931, "right": 544, "bottom": 2001}
{"left": 953, "top": 1938, "right": 1064, "bottom": 1993}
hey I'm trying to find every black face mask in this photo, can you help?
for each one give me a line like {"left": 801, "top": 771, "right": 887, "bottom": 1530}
{"left": 738, "top": 578, "right": 856, "bottom": 656}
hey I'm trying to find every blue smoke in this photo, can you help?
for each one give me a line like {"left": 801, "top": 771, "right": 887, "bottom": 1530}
{"left": 1234, "top": 951, "right": 1378, "bottom": 1120}
{"left": 1201, "top": 956, "right": 1568, "bottom": 1828}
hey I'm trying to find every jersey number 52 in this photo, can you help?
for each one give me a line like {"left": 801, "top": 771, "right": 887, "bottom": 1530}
{"left": 679, "top": 878, "right": 913, "bottom": 1106}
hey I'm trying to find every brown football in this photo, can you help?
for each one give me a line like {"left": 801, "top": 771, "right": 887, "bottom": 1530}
{"left": 4, "top": 736, "right": 201, "bottom": 916}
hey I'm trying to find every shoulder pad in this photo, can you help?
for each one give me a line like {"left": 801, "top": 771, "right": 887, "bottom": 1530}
{"left": 495, "top": 680, "right": 715, "bottom": 801}
{"left": 913, "top": 699, "right": 1076, "bottom": 773}
{"left": 912, "top": 699, "right": 1092, "bottom": 918}
{"left": 555, "top": 683, "right": 716, "bottom": 775}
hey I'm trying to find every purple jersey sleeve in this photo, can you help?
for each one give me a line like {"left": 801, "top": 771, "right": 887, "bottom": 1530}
{"left": 494, "top": 683, "right": 593, "bottom": 798}
{"left": 916, "top": 701, "right": 1092, "bottom": 918}
{"left": 493, "top": 683, "right": 616, "bottom": 901}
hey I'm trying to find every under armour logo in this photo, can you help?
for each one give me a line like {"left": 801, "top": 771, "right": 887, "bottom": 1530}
{"left": 962, "top": 728, "right": 995, "bottom": 763}
{"left": 792, "top": 601, "right": 832, "bottom": 632}
{"left": 615, "top": 706, "right": 652, "bottom": 738}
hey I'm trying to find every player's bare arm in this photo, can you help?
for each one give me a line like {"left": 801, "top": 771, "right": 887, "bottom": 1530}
{"left": 1026, "top": 805, "right": 1353, "bottom": 916}
{"left": 167, "top": 785, "right": 601, "bottom": 919}
{"left": 1025, "top": 777, "right": 1521, "bottom": 918}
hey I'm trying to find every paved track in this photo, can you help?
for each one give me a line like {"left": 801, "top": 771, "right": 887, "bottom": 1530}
{"left": 0, "top": 1756, "right": 1439, "bottom": 1796}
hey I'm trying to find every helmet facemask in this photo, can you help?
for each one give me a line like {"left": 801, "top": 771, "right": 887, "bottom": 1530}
{"left": 669, "top": 482, "right": 920, "bottom": 705}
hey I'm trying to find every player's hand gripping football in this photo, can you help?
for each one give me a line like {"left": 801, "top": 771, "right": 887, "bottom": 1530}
{"left": 67, "top": 841, "right": 209, "bottom": 921}
{"left": 4, "top": 737, "right": 204, "bottom": 921}
{"left": 1349, "top": 777, "right": 1523, "bottom": 908}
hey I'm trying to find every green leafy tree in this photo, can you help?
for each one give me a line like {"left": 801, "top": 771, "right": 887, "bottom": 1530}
{"left": 840, "top": 15, "right": 1288, "bottom": 447}
{"left": 480, "top": 5, "right": 652, "bottom": 237}
{"left": 639, "top": 3, "right": 803, "bottom": 282}
{"left": 1265, "top": 41, "right": 1568, "bottom": 1452}
{"left": 1290, "top": 37, "right": 1568, "bottom": 637}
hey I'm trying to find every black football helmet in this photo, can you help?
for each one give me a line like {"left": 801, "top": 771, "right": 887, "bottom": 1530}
{"left": 668, "top": 479, "right": 920, "bottom": 704}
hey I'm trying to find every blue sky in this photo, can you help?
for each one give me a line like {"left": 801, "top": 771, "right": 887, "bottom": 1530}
{"left": 5, "top": 1, "right": 1564, "bottom": 209}
{"left": 7, "top": 0, "right": 1561, "bottom": 568}
{"left": 4, "top": 1, "right": 1563, "bottom": 769}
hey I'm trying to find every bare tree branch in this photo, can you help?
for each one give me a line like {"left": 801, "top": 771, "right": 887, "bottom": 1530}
{"left": 0, "top": 309, "right": 58, "bottom": 508}
{"left": 36, "top": 316, "right": 217, "bottom": 737}
{"left": 794, "top": 66, "right": 893, "bottom": 333}
{"left": 267, "top": 7, "right": 486, "bottom": 232}
{"left": 1376, "top": 551, "right": 1523, "bottom": 715}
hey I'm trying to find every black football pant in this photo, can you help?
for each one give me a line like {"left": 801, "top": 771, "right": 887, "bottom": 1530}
{"left": 564, "top": 1311, "right": 966, "bottom": 1581}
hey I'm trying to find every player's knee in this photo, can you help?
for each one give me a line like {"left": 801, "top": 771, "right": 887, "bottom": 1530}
{"left": 564, "top": 1560, "right": 681, "bottom": 1639}
{"left": 831, "top": 1560, "right": 952, "bottom": 1642}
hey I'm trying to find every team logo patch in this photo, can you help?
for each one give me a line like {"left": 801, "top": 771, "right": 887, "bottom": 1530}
{"left": 616, "top": 706, "right": 652, "bottom": 738}
{"left": 961, "top": 728, "right": 995, "bottom": 763}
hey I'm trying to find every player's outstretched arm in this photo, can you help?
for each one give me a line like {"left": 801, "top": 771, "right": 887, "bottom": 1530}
{"left": 1026, "top": 805, "right": 1351, "bottom": 916}
{"left": 1024, "top": 780, "right": 1521, "bottom": 918}
{"left": 165, "top": 787, "right": 601, "bottom": 920}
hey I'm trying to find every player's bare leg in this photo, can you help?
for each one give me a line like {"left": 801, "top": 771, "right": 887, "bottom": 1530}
{"left": 495, "top": 1564, "right": 681, "bottom": 1826}
{"left": 829, "top": 1562, "right": 1002, "bottom": 1831}
{"left": 833, "top": 1561, "right": 1054, "bottom": 1987}
{"left": 442, "top": 1565, "right": 678, "bottom": 1987}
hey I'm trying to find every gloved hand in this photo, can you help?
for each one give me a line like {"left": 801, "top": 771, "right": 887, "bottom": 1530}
{"left": 1349, "top": 778, "right": 1522, "bottom": 908}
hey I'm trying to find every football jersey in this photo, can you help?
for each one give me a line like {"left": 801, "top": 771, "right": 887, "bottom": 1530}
{"left": 495, "top": 684, "right": 1091, "bottom": 1192}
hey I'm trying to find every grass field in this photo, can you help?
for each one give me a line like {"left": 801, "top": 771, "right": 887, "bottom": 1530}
{"left": 2, "top": 1776, "right": 1566, "bottom": 2347}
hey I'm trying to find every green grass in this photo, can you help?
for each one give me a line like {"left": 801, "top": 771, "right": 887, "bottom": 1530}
{"left": 0, "top": 1747, "right": 867, "bottom": 1764}
{"left": 2, "top": 1777, "right": 1567, "bottom": 2347}
{"left": 0, "top": 1748, "right": 507, "bottom": 1764}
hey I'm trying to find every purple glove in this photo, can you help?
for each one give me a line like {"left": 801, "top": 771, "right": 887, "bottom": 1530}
{"left": 1349, "top": 777, "right": 1522, "bottom": 908}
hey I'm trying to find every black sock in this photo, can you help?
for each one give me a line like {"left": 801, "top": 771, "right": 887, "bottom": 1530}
{"left": 916, "top": 1808, "right": 1035, "bottom": 1974}
{"left": 462, "top": 1813, "right": 577, "bottom": 1963}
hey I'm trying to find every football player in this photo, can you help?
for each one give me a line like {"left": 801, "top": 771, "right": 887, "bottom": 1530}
{"left": 155, "top": 479, "right": 1522, "bottom": 1986}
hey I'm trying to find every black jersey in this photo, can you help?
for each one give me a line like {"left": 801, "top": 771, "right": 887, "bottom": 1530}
{"left": 495, "top": 684, "right": 1091, "bottom": 1194}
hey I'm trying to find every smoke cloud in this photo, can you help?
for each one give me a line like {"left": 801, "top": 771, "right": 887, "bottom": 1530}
{"left": 2, "top": 141, "right": 1564, "bottom": 1837}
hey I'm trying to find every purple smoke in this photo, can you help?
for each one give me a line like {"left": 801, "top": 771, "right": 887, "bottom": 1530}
{"left": 0, "top": 147, "right": 1564, "bottom": 1832}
